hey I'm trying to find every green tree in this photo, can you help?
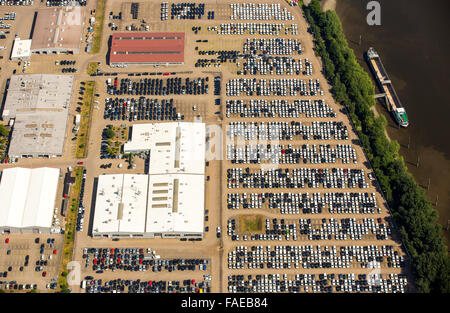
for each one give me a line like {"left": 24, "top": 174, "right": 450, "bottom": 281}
{"left": 105, "top": 128, "right": 115, "bottom": 139}
{"left": 0, "top": 124, "right": 9, "bottom": 137}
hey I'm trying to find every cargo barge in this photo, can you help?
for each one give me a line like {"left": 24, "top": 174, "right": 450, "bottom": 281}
{"left": 366, "top": 47, "right": 409, "bottom": 127}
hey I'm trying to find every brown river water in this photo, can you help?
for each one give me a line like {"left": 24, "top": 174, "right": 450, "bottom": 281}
{"left": 334, "top": 0, "right": 450, "bottom": 245}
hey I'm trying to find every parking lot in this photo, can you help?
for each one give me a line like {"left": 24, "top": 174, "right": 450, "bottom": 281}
{"left": 0, "top": 234, "right": 64, "bottom": 292}
{"left": 0, "top": 0, "right": 412, "bottom": 293}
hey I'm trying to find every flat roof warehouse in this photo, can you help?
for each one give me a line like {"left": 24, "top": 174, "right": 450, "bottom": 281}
{"left": 0, "top": 167, "right": 59, "bottom": 234}
{"left": 1, "top": 74, "right": 74, "bottom": 159}
{"left": 109, "top": 32, "right": 185, "bottom": 66}
{"left": 92, "top": 122, "right": 205, "bottom": 239}
{"left": 31, "top": 6, "right": 86, "bottom": 54}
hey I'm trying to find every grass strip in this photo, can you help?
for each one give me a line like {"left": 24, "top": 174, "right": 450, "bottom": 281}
{"left": 58, "top": 166, "right": 84, "bottom": 292}
{"left": 91, "top": 0, "right": 106, "bottom": 54}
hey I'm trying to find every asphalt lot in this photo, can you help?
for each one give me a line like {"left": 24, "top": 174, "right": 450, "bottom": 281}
{"left": 0, "top": 234, "right": 64, "bottom": 292}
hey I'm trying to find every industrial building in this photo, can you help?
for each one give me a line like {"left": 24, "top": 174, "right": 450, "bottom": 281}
{"left": 31, "top": 6, "right": 86, "bottom": 54}
{"left": 8, "top": 111, "right": 69, "bottom": 159}
{"left": 124, "top": 122, "right": 205, "bottom": 174}
{"left": 109, "top": 32, "right": 185, "bottom": 67}
{"left": 92, "top": 174, "right": 149, "bottom": 237}
{"left": 92, "top": 173, "right": 205, "bottom": 239}
{"left": 146, "top": 173, "right": 204, "bottom": 237}
{"left": 1, "top": 74, "right": 74, "bottom": 158}
{"left": 0, "top": 167, "right": 60, "bottom": 234}
{"left": 2, "top": 74, "right": 73, "bottom": 121}
{"left": 92, "top": 122, "right": 205, "bottom": 239}
{"left": 10, "top": 38, "right": 32, "bottom": 60}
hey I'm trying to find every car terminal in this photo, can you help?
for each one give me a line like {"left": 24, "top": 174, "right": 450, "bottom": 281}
{"left": 0, "top": 0, "right": 411, "bottom": 294}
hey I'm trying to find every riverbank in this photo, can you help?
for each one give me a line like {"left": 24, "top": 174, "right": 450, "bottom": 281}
{"left": 304, "top": 0, "right": 336, "bottom": 10}
{"left": 303, "top": 0, "right": 449, "bottom": 292}
{"left": 334, "top": 0, "right": 450, "bottom": 246}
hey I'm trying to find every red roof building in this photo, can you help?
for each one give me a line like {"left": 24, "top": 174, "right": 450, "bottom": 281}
{"left": 109, "top": 32, "right": 185, "bottom": 67}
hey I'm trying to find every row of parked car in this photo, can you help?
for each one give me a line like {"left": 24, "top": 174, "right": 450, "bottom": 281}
{"left": 83, "top": 247, "right": 210, "bottom": 274}
{"left": 228, "top": 244, "right": 405, "bottom": 270}
{"left": 84, "top": 276, "right": 211, "bottom": 293}
{"left": 226, "top": 143, "right": 357, "bottom": 165}
{"left": 106, "top": 77, "right": 209, "bottom": 96}
{"left": 57, "top": 60, "right": 76, "bottom": 66}
{"left": 46, "top": 0, "right": 86, "bottom": 7}
{"left": 61, "top": 67, "right": 77, "bottom": 73}
{"left": 227, "top": 121, "right": 349, "bottom": 141}
{"left": 170, "top": 2, "right": 205, "bottom": 20}
{"left": 230, "top": 3, "right": 294, "bottom": 21}
{"left": 76, "top": 169, "right": 86, "bottom": 232}
{"left": 226, "top": 191, "right": 380, "bottom": 215}
{"left": 0, "top": 282, "right": 37, "bottom": 291}
{"left": 226, "top": 78, "right": 323, "bottom": 97}
{"left": 104, "top": 97, "right": 182, "bottom": 122}
{"left": 225, "top": 99, "right": 335, "bottom": 118}
{"left": 226, "top": 167, "right": 369, "bottom": 190}
{"left": 228, "top": 273, "right": 407, "bottom": 293}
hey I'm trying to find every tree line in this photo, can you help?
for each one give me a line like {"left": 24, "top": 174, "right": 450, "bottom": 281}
{"left": 303, "top": 0, "right": 449, "bottom": 292}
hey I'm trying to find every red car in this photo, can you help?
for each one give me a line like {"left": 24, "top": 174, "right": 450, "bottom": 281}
{"left": 53, "top": 249, "right": 57, "bottom": 255}
{"left": 77, "top": 161, "right": 83, "bottom": 165}
{"left": 42, "top": 271, "right": 47, "bottom": 277}
{"left": 5, "top": 238, "right": 9, "bottom": 244}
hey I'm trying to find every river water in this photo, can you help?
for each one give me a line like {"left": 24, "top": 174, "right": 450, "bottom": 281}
{"left": 334, "top": 0, "right": 450, "bottom": 244}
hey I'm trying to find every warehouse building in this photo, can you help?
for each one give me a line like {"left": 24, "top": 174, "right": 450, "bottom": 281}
{"left": 10, "top": 38, "right": 32, "bottom": 60}
{"left": 8, "top": 111, "right": 69, "bottom": 159}
{"left": 123, "top": 122, "right": 205, "bottom": 174}
{"left": 146, "top": 173, "right": 204, "bottom": 238}
{"left": 2, "top": 74, "right": 73, "bottom": 122}
{"left": 0, "top": 167, "right": 60, "bottom": 234}
{"left": 1, "top": 74, "right": 73, "bottom": 158}
{"left": 92, "top": 122, "right": 205, "bottom": 239}
{"left": 92, "top": 174, "right": 149, "bottom": 237}
{"left": 109, "top": 32, "right": 185, "bottom": 67}
{"left": 31, "top": 6, "right": 86, "bottom": 54}
{"left": 92, "top": 173, "right": 205, "bottom": 239}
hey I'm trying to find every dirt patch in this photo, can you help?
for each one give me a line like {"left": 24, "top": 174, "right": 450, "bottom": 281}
{"left": 239, "top": 214, "right": 264, "bottom": 233}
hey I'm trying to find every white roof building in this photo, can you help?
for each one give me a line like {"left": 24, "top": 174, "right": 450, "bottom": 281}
{"left": 0, "top": 167, "right": 59, "bottom": 234}
{"left": 146, "top": 174, "right": 204, "bottom": 235}
{"left": 123, "top": 122, "right": 205, "bottom": 174}
{"left": 92, "top": 174, "right": 148, "bottom": 235}
{"left": 1, "top": 74, "right": 74, "bottom": 158}
{"left": 93, "top": 122, "right": 206, "bottom": 239}
{"left": 10, "top": 38, "right": 32, "bottom": 60}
